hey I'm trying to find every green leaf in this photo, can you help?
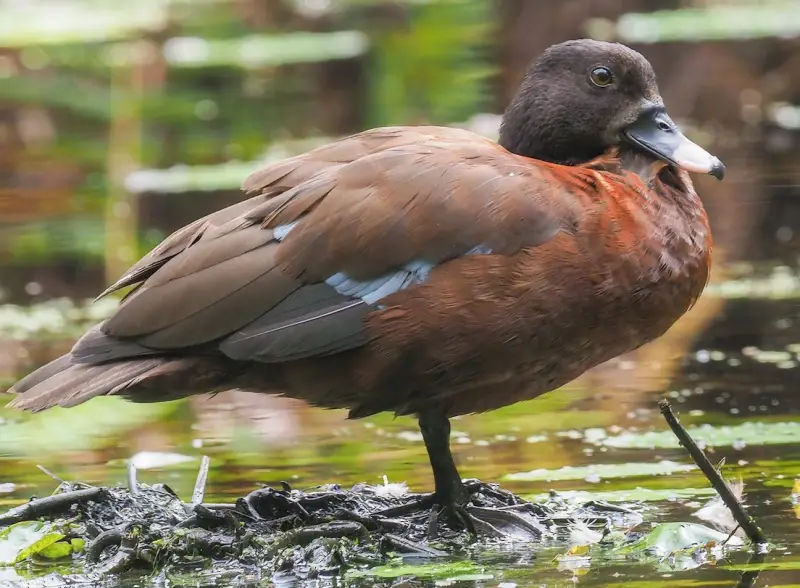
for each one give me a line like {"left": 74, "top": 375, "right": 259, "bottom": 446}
{"left": 37, "top": 540, "right": 73, "bottom": 560}
{"left": 70, "top": 538, "right": 85, "bottom": 553}
{"left": 618, "top": 522, "right": 742, "bottom": 557}
{"left": 0, "top": 521, "right": 64, "bottom": 565}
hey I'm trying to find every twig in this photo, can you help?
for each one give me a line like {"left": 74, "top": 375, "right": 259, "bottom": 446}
{"left": 191, "top": 456, "right": 211, "bottom": 506}
{"left": 36, "top": 465, "right": 65, "bottom": 485}
{"left": 0, "top": 487, "right": 107, "bottom": 526}
{"left": 200, "top": 503, "right": 236, "bottom": 511}
{"left": 659, "top": 400, "right": 767, "bottom": 546}
{"left": 332, "top": 508, "right": 380, "bottom": 531}
{"left": 192, "top": 504, "right": 233, "bottom": 528}
{"left": 723, "top": 524, "right": 742, "bottom": 546}
{"left": 583, "top": 500, "right": 640, "bottom": 516}
{"left": 127, "top": 460, "right": 138, "bottom": 496}
{"left": 373, "top": 517, "right": 409, "bottom": 532}
{"left": 90, "top": 526, "right": 140, "bottom": 574}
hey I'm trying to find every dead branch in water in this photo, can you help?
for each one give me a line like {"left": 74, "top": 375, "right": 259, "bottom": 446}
{"left": 659, "top": 399, "right": 767, "bottom": 547}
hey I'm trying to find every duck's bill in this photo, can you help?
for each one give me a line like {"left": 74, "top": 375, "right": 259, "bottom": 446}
{"left": 623, "top": 107, "right": 725, "bottom": 181}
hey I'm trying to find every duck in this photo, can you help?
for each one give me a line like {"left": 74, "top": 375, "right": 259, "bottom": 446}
{"left": 7, "top": 39, "right": 724, "bottom": 529}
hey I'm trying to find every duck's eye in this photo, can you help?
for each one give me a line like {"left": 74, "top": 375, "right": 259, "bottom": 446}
{"left": 590, "top": 66, "right": 614, "bottom": 87}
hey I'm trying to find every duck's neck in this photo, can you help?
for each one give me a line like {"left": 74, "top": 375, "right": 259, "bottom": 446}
{"left": 497, "top": 106, "right": 606, "bottom": 166}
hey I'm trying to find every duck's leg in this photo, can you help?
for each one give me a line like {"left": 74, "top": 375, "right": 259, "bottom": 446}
{"left": 417, "top": 410, "right": 546, "bottom": 539}
{"left": 418, "top": 409, "right": 471, "bottom": 524}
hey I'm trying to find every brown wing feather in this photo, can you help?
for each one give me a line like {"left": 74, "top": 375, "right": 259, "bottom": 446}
{"left": 99, "top": 127, "right": 460, "bottom": 300}
{"left": 268, "top": 141, "right": 581, "bottom": 282}
{"left": 98, "top": 193, "right": 267, "bottom": 299}
{"left": 100, "top": 224, "right": 291, "bottom": 344}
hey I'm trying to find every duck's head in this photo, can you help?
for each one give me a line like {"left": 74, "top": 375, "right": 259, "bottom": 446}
{"left": 499, "top": 39, "right": 725, "bottom": 181}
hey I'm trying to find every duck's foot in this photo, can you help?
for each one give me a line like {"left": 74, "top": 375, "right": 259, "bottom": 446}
{"left": 428, "top": 491, "right": 546, "bottom": 541}
{"left": 428, "top": 500, "right": 475, "bottom": 537}
{"left": 463, "top": 478, "right": 551, "bottom": 516}
{"left": 465, "top": 504, "right": 546, "bottom": 540}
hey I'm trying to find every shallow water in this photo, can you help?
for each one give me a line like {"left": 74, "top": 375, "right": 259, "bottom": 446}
{"left": 0, "top": 278, "right": 798, "bottom": 587}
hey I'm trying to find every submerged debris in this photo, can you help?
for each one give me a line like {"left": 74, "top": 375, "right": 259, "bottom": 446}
{"left": 0, "top": 471, "right": 641, "bottom": 582}
{"left": 0, "top": 402, "right": 769, "bottom": 583}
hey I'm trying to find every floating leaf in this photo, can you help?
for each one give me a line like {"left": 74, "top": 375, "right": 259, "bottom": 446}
{"left": 348, "top": 560, "right": 484, "bottom": 580}
{"left": 619, "top": 522, "right": 742, "bottom": 557}
{"left": 37, "top": 540, "right": 73, "bottom": 560}
{"left": 505, "top": 461, "right": 695, "bottom": 482}
{"left": 0, "top": 521, "right": 64, "bottom": 565}
{"left": 600, "top": 421, "right": 800, "bottom": 450}
{"left": 528, "top": 487, "right": 717, "bottom": 503}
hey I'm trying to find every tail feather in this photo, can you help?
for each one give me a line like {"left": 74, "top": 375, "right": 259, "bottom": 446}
{"left": 10, "top": 355, "right": 74, "bottom": 395}
{"left": 7, "top": 357, "right": 166, "bottom": 412}
{"left": 7, "top": 351, "right": 246, "bottom": 412}
{"left": 70, "top": 324, "right": 159, "bottom": 364}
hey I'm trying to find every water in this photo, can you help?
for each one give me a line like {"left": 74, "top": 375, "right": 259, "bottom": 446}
{"left": 0, "top": 282, "right": 798, "bottom": 587}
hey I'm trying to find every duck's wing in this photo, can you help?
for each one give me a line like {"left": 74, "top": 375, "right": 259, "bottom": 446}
{"left": 72, "top": 127, "right": 587, "bottom": 365}
{"left": 98, "top": 126, "right": 481, "bottom": 299}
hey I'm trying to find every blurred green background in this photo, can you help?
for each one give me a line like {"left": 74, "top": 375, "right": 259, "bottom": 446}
{"left": 0, "top": 2, "right": 799, "bottom": 585}
{"left": 1, "top": 0, "right": 799, "bottom": 456}
{"left": 1, "top": 0, "right": 799, "bottom": 307}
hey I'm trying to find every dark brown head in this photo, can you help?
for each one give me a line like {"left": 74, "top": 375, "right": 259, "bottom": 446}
{"left": 499, "top": 39, "right": 724, "bottom": 180}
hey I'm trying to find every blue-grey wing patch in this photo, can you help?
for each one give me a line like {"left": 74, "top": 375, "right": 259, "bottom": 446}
{"left": 221, "top": 221, "right": 493, "bottom": 363}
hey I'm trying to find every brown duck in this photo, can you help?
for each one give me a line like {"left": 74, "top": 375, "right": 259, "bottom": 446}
{"left": 8, "top": 39, "right": 724, "bottom": 525}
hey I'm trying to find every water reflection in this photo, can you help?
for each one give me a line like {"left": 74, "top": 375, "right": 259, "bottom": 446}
{"left": 0, "top": 267, "right": 798, "bottom": 585}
